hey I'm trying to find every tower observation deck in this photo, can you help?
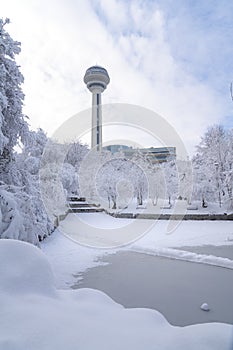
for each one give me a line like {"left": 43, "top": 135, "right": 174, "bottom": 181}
{"left": 84, "top": 66, "right": 110, "bottom": 151}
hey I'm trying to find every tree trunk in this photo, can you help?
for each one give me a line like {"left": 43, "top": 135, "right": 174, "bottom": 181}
{"left": 111, "top": 195, "right": 117, "bottom": 209}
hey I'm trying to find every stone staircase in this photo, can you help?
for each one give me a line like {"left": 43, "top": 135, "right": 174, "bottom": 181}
{"left": 67, "top": 197, "right": 105, "bottom": 213}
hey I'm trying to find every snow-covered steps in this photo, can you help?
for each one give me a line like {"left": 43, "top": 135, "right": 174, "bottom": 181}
{"left": 69, "top": 208, "right": 105, "bottom": 213}
{"left": 67, "top": 196, "right": 86, "bottom": 202}
{"left": 67, "top": 197, "right": 105, "bottom": 213}
{"left": 69, "top": 202, "right": 100, "bottom": 208}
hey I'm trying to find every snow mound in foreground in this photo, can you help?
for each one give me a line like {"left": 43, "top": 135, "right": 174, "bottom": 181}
{"left": 0, "top": 240, "right": 232, "bottom": 350}
{"left": 0, "top": 239, "right": 55, "bottom": 296}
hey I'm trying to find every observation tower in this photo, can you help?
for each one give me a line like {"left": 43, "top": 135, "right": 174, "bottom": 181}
{"left": 84, "top": 65, "right": 110, "bottom": 151}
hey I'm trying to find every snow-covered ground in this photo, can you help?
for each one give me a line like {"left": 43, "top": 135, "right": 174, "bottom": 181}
{"left": 2, "top": 239, "right": 233, "bottom": 350}
{"left": 41, "top": 229, "right": 110, "bottom": 288}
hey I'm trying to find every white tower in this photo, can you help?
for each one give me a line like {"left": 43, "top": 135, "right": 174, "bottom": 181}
{"left": 84, "top": 66, "right": 110, "bottom": 151}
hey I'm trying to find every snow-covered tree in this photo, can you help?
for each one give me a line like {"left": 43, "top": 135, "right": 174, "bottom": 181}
{"left": 77, "top": 149, "right": 107, "bottom": 202}
{"left": 0, "top": 18, "right": 28, "bottom": 171}
{"left": 224, "top": 129, "right": 233, "bottom": 208}
{"left": 161, "top": 159, "right": 178, "bottom": 205}
{"left": 95, "top": 154, "right": 124, "bottom": 209}
{"left": 147, "top": 164, "right": 165, "bottom": 206}
{"left": 61, "top": 163, "right": 76, "bottom": 195}
{"left": 39, "top": 140, "right": 69, "bottom": 220}
{"left": 64, "top": 141, "right": 89, "bottom": 195}
{"left": 192, "top": 153, "right": 213, "bottom": 207}
{"left": 65, "top": 141, "right": 88, "bottom": 170}
{"left": 177, "top": 159, "right": 193, "bottom": 204}
{"left": 1, "top": 129, "right": 54, "bottom": 243}
{"left": 130, "top": 151, "right": 149, "bottom": 206}
{"left": 23, "top": 128, "right": 47, "bottom": 158}
{"left": 192, "top": 125, "right": 233, "bottom": 209}
{"left": 0, "top": 20, "right": 47, "bottom": 245}
{"left": 95, "top": 151, "right": 149, "bottom": 209}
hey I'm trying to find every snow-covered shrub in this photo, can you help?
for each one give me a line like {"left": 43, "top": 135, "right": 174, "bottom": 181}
{"left": 39, "top": 162, "right": 67, "bottom": 221}
{"left": 0, "top": 185, "right": 39, "bottom": 245}
{"left": 61, "top": 163, "right": 77, "bottom": 195}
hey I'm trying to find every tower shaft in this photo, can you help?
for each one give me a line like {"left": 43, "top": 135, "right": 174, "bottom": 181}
{"left": 92, "top": 92, "right": 102, "bottom": 151}
{"left": 84, "top": 65, "right": 110, "bottom": 151}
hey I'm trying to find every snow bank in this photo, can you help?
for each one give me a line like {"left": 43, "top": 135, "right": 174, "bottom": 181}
{"left": 0, "top": 239, "right": 233, "bottom": 350}
{"left": 0, "top": 239, "right": 55, "bottom": 296}
{"left": 131, "top": 245, "right": 233, "bottom": 270}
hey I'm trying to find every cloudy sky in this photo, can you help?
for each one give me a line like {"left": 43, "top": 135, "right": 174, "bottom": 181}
{"left": 2, "top": 0, "right": 233, "bottom": 155}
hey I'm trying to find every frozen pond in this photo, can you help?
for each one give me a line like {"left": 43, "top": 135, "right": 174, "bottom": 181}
{"left": 72, "top": 251, "right": 233, "bottom": 326}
